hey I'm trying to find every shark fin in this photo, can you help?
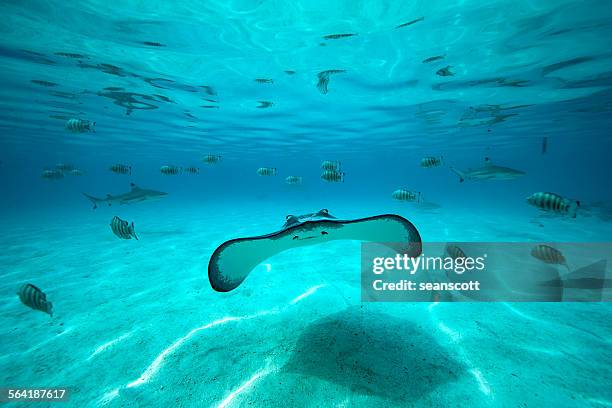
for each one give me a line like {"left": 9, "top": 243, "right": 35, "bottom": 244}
{"left": 450, "top": 167, "right": 466, "bottom": 182}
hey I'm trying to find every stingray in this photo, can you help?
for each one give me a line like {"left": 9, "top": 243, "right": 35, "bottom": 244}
{"left": 208, "top": 209, "right": 422, "bottom": 292}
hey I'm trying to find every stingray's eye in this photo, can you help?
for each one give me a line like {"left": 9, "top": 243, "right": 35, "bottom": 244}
{"left": 321, "top": 231, "right": 328, "bottom": 235}
{"left": 286, "top": 215, "right": 292, "bottom": 220}
{"left": 321, "top": 209, "right": 328, "bottom": 214}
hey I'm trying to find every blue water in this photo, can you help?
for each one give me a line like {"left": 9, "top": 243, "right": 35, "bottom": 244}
{"left": 1, "top": 1, "right": 611, "bottom": 407}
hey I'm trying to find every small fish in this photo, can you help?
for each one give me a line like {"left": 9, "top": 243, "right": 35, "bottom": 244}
{"left": 70, "top": 169, "right": 84, "bottom": 176}
{"left": 527, "top": 192, "right": 580, "bottom": 218}
{"left": 31, "top": 79, "right": 58, "bottom": 87}
{"left": 321, "top": 160, "right": 341, "bottom": 171}
{"left": 422, "top": 55, "right": 445, "bottom": 63}
{"left": 436, "top": 66, "right": 454, "bottom": 76}
{"left": 285, "top": 176, "right": 302, "bottom": 185}
{"left": 254, "top": 78, "right": 273, "bottom": 84}
{"left": 284, "top": 70, "right": 296, "bottom": 75}
{"left": 160, "top": 165, "right": 182, "bottom": 175}
{"left": 66, "top": 118, "right": 95, "bottom": 133}
{"left": 257, "top": 101, "right": 274, "bottom": 108}
{"left": 142, "top": 41, "right": 165, "bottom": 47}
{"left": 184, "top": 166, "right": 200, "bottom": 174}
{"left": 531, "top": 245, "right": 569, "bottom": 270}
{"left": 392, "top": 189, "right": 421, "bottom": 202}
{"left": 421, "top": 156, "right": 443, "bottom": 168}
{"left": 257, "top": 167, "right": 277, "bottom": 176}
{"left": 323, "top": 33, "right": 357, "bottom": 40}
{"left": 321, "top": 170, "right": 344, "bottom": 183}
{"left": 41, "top": 169, "right": 64, "bottom": 180}
{"left": 395, "top": 17, "right": 424, "bottom": 29}
{"left": 17, "top": 283, "right": 53, "bottom": 316}
{"left": 55, "top": 163, "right": 75, "bottom": 172}
{"left": 541, "top": 136, "right": 548, "bottom": 154}
{"left": 109, "top": 164, "right": 131, "bottom": 175}
{"left": 55, "top": 52, "right": 87, "bottom": 59}
{"left": 202, "top": 154, "right": 221, "bottom": 164}
{"left": 110, "top": 216, "right": 138, "bottom": 240}
{"left": 316, "top": 70, "right": 346, "bottom": 94}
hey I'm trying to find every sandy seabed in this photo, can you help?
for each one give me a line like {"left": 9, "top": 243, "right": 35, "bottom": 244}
{"left": 1, "top": 201, "right": 611, "bottom": 408}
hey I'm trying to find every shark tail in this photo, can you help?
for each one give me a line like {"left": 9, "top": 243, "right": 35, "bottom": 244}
{"left": 450, "top": 167, "right": 466, "bottom": 183}
{"left": 82, "top": 193, "right": 101, "bottom": 209}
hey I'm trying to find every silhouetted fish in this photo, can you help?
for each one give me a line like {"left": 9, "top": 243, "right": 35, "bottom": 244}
{"left": 41, "top": 169, "right": 64, "bottom": 180}
{"left": 392, "top": 189, "right": 420, "bottom": 202}
{"left": 422, "top": 55, "right": 445, "bottom": 63}
{"left": 17, "top": 283, "right": 53, "bottom": 316}
{"left": 421, "top": 156, "right": 443, "bottom": 168}
{"left": 541, "top": 136, "right": 548, "bottom": 154}
{"left": 323, "top": 33, "right": 357, "bottom": 40}
{"left": 66, "top": 118, "right": 95, "bottom": 133}
{"left": 184, "top": 166, "right": 199, "bottom": 174}
{"left": 285, "top": 176, "right": 302, "bottom": 184}
{"left": 257, "top": 167, "right": 277, "bottom": 176}
{"left": 321, "top": 170, "right": 344, "bottom": 182}
{"left": 395, "top": 17, "right": 424, "bottom": 29}
{"left": 202, "top": 154, "right": 221, "bottom": 164}
{"left": 254, "top": 78, "right": 273, "bottom": 84}
{"left": 31, "top": 79, "right": 58, "bottom": 87}
{"left": 160, "top": 165, "right": 181, "bottom": 175}
{"left": 109, "top": 163, "right": 131, "bottom": 175}
{"left": 321, "top": 160, "right": 341, "bottom": 171}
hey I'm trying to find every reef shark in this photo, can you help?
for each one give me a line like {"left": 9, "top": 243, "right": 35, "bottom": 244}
{"left": 450, "top": 158, "right": 525, "bottom": 182}
{"left": 83, "top": 183, "right": 167, "bottom": 209}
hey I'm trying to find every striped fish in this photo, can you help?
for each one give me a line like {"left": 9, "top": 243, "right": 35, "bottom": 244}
{"left": 41, "top": 169, "right": 64, "bottom": 180}
{"left": 70, "top": 169, "right": 84, "bottom": 176}
{"left": 321, "top": 170, "right": 344, "bottom": 182}
{"left": 392, "top": 189, "right": 421, "bottom": 202}
{"left": 257, "top": 167, "right": 277, "bottom": 176}
{"left": 531, "top": 245, "right": 569, "bottom": 270}
{"left": 285, "top": 176, "right": 302, "bottom": 185}
{"left": 110, "top": 216, "right": 138, "bottom": 240}
{"left": 109, "top": 163, "right": 131, "bottom": 175}
{"left": 421, "top": 156, "right": 443, "bottom": 168}
{"left": 527, "top": 192, "right": 580, "bottom": 218}
{"left": 66, "top": 118, "right": 95, "bottom": 133}
{"left": 17, "top": 283, "right": 53, "bottom": 316}
{"left": 321, "top": 160, "right": 341, "bottom": 171}
{"left": 160, "top": 165, "right": 181, "bottom": 175}
{"left": 184, "top": 166, "right": 200, "bottom": 174}
{"left": 254, "top": 78, "right": 273, "bottom": 84}
{"left": 202, "top": 154, "right": 221, "bottom": 164}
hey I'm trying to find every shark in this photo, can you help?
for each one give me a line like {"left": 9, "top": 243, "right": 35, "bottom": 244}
{"left": 83, "top": 183, "right": 167, "bottom": 209}
{"left": 450, "top": 157, "right": 525, "bottom": 182}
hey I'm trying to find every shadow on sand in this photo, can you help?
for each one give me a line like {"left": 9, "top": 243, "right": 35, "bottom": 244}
{"left": 283, "top": 306, "right": 465, "bottom": 403}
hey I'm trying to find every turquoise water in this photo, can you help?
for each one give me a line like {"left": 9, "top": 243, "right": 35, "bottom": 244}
{"left": 1, "top": 0, "right": 611, "bottom": 407}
